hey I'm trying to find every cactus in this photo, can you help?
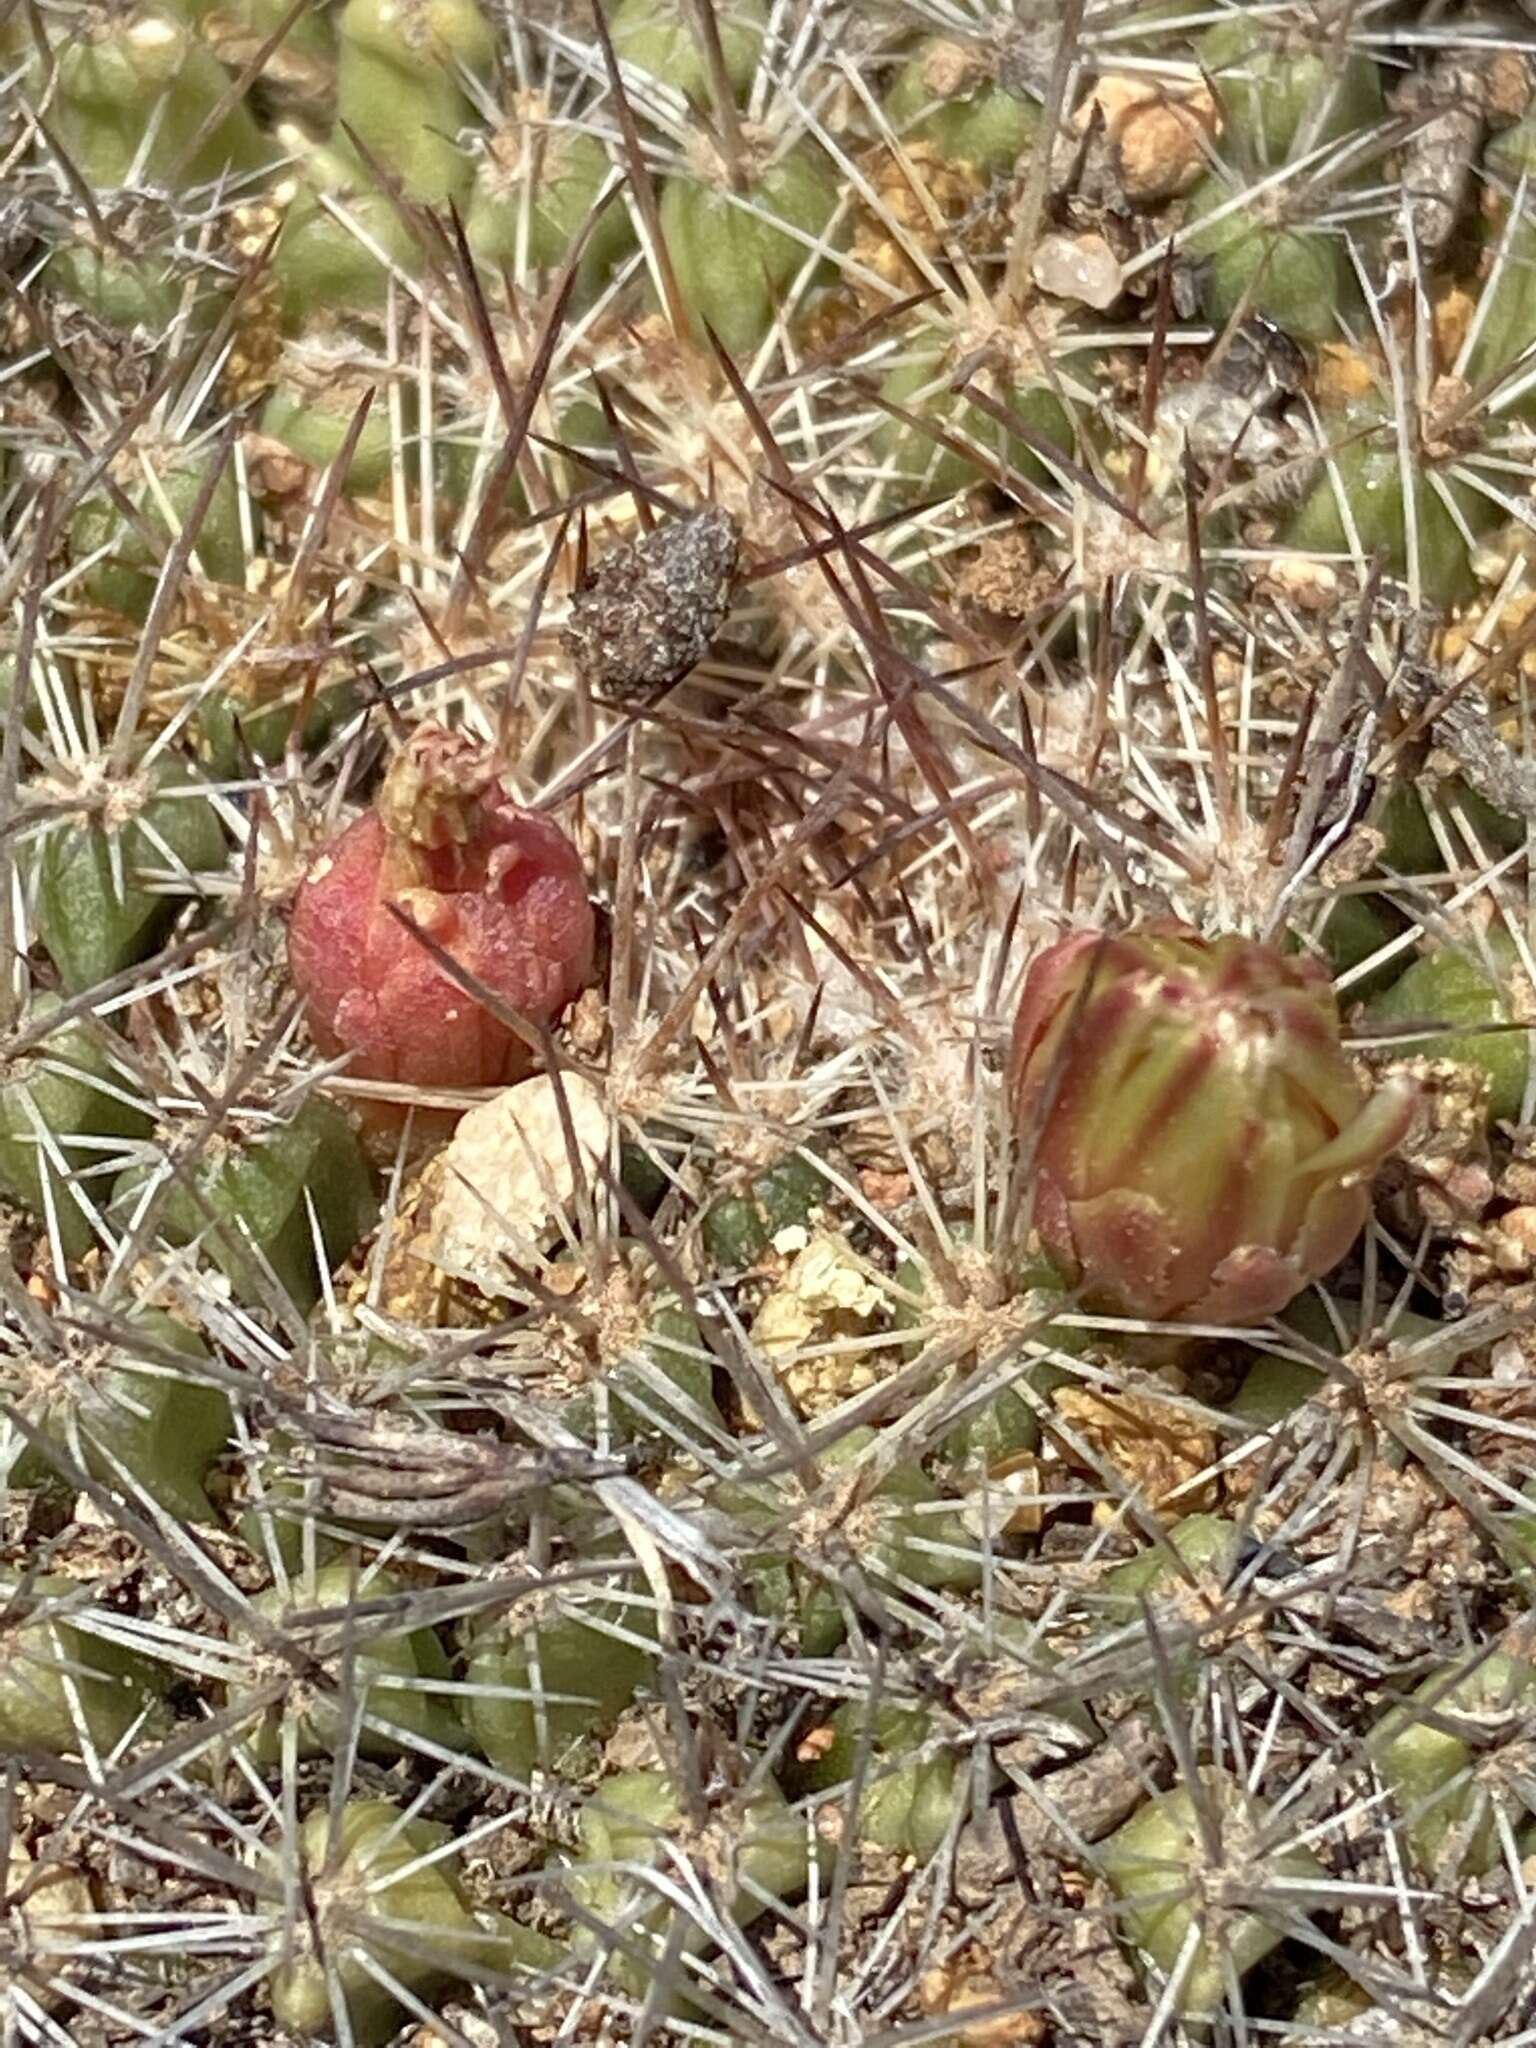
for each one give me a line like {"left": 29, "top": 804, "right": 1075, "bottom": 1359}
{"left": 0, "top": 997, "right": 153, "bottom": 1261}
{"left": 1369, "top": 1647, "right": 1536, "bottom": 1878}
{"left": 661, "top": 140, "right": 840, "bottom": 356}
{"left": 565, "top": 1765, "right": 819, "bottom": 1994}
{"left": 111, "top": 1095, "right": 378, "bottom": 1310}
{"left": 467, "top": 122, "right": 635, "bottom": 287}
{"left": 874, "top": 350, "right": 1076, "bottom": 503}
{"left": 28, "top": 762, "right": 227, "bottom": 995}
{"left": 1182, "top": 173, "right": 1362, "bottom": 342}
{"left": 1367, "top": 938, "right": 1533, "bottom": 1123}
{"left": 884, "top": 37, "right": 1038, "bottom": 172}
{"left": 1196, "top": 11, "right": 1384, "bottom": 166}
{"left": 610, "top": 0, "right": 765, "bottom": 102}
{"left": 45, "top": 7, "right": 273, "bottom": 190}
{"left": 701, "top": 1149, "right": 825, "bottom": 1267}
{"left": 264, "top": 1799, "right": 519, "bottom": 2040}
{"left": 270, "top": 144, "right": 428, "bottom": 325}
{"left": 334, "top": 0, "right": 494, "bottom": 206}
{"left": 8, "top": 5, "right": 1536, "bottom": 2039}
{"left": 246, "top": 1559, "right": 467, "bottom": 1762}
{"left": 790, "top": 1700, "right": 962, "bottom": 1861}
{"left": 7, "top": 1307, "right": 231, "bottom": 1520}
{"left": 464, "top": 1583, "right": 657, "bottom": 1776}
{"left": 1284, "top": 406, "right": 1493, "bottom": 608}
{"left": 1101, "top": 1774, "right": 1325, "bottom": 2018}
{"left": 69, "top": 446, "right": 246, "bottom": 622}
{"left": 0, "top": 1575, "right": 166, "bottom": 1760}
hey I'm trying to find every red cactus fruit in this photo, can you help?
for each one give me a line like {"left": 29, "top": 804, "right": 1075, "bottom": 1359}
{"left": 1009, "top": 924, "right": 1416, "bottom": 1326}
{"left": 289, "top": 725, "right": 594, "bottom": 1093}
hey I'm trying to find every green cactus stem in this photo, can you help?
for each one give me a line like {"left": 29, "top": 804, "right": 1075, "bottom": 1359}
{"left": 661, "top": 138, "right": 840, "bottom": 357}
{"left": 0, "top": 1574, "right": 167, "bottom": 1759}
{"left": 247, "top": 1560, "right": 467, "bottom": 1763}
{"left": 7, "top": 1309, "right": 231, "bottom": 1522}
{"left": 265, "top": 1799, "right": 520, "bottom": 2041}
{"left": 0, "top": 998, "right": 153, "bottom": 1261}
{"left": 1370, "top": 1647, "right": 1536, "bottom": 1877}
{"left": 49, "top": 7, "right": 273, "bottom": 191}
{"left": 884, "top": 36, "right": 1038, "bottom": 171}
{"left": 30, "top": 761, "right": 227, "bottom": 995}
{"left": 702, "top": 1149, "right": 825, "bottom": 1268}
{"left": 257, "top": 339, "right": 402, "bottom": 494}
{"left": 111, "top": 1095, "right": 378, "bottom": 1311}
{"left": 610, "top": 0, "right": 766, "bottom": 102}
{"left": 1367, "top": 937, "right": 1533, "bottom": 1123}
{"left": 1196, "top": 12, "right": 1384, "bottom": 167}
{"left": 334, "top": 0, "right": 494, "bottom": 207}
{"left": 874, "top": 351, "right": 1076, "bottom": 504}
{"left": 464, "top": 1587, "right": 657, "bottom": 1777}
{"left": 70, "top": 448, "right": 246, "bottom": 623}
{"left": 566, "top": 1765, "right": 818, "bottom": 1995}
{"left": 1101, "top": 1774, "right": 1325, "bottom": 2018}
{"left": 270, "top": 143, "right": 427, "bottom": 323}
{"left": 466, "top": 122, "right": 635, "bottom": 289}
{"left": 789, "top": 1700, "right": 963, "bottom": 1861}
{"left": 1183, "top": 174, "right": 1362, "bottom": 343}
{"left": 799, "top": 1429, "right": 983, "bottom": 1656}
{"left": 1284, "top": 408, "right": 1493, "bottom": 607}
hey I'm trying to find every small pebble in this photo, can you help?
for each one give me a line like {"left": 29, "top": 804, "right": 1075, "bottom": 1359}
{"left": 1032, "top": 230, "right": 1122, "bottom": 310}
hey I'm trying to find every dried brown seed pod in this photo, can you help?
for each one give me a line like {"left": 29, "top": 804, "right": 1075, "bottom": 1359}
{"left": 564, "top": 506, "right": 741, "bottom": 701}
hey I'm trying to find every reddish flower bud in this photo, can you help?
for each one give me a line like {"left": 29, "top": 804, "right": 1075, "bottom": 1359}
{"left": 289, "top": 726, "right": 594, "bottom": 1093}
{"left": 1009, "top": 925, "right": 1415, "bottom": 1325}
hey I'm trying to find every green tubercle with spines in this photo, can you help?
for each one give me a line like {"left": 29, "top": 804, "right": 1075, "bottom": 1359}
{"left": 702, "top": 1149, "right": 825, "bottom": 1268}
{"left": 0, "top": 997, "right": 153, "bottom": 1261}
{"left": 464, "top": 1586, "right": 657, "bottom": 1776}
{"left": 788, "top": 1700, "right": 962, "bottom": 1861}
{"left": 270, "top": 141, "right": 426, "bottom": 324}
{"left": 1367, "top": 936, "right": 1533, "bottom": 1124}
{"left": 874, "top": 352, "right": 1076, "bottom": 505}
{"left": 1369, "top": 1647, "right": 1536, "bottom": 1877}
{"left": 70, "top": 448, "right": 246, "bottom": 624}
{"left": 1183, "top": 173, "right": 1362, "bottom": 343}
{"left": 566, "top": 1765, "right": 821, "bottom": 1996}
{"left": 47, "top": 6, "right": 274, "bottom": 190}
{"left": 111, "top": 1095, "right": 378, "bottom": 1311}
{"left": 799, "top": 1427, "right": 983, "bottom": 1656}
{"left": 0, "top": 1574, "right": 168, "bottom": 1759}
{"left": 247, "top": 1559, "right": 467, "bottom": 1763}
{"left": 610, "top": 0, "right": 766, "bottom": 103}
{"left": 31, "top": 761, "right": 227, "bottom": 995}
{"left": 467, "top": 122, "right": 635, "bottom": 290}
{"left": 1284, "top": 407, "right": 1493, "bottom": 608}
{"left": 1196, "top": 11, "right": 1383, "bottom": 168}
{"left": 884, "top": 36, "right": 1038, "bottom": 172}
{"left": 44, "top": 235, "right": 228, "bottom": 339}
{"left": 335, "top": 0, "right": 494, "bottom": 205}
{"left": 8, "top": 1310, "right": 230, "bottom": 1522}
{"left": 265, "top": 1799, "right": 526, "bottom": 2042}
{"left": 1101, "top": 1774, "right": 1325, "bottom": 2018}
{"left": 661, "top": 140, "right": 841, "bottom": 357}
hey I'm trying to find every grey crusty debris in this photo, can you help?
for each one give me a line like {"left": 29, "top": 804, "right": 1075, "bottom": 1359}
{"left": 563, "top": 505, "right": 741, "bottom": 700}
{"left": 1403, "top": 668, "right": 1536, "bottom": 825}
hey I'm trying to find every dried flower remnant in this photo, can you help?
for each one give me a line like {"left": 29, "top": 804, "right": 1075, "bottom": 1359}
{"left": 288, "top": 724, "right": 594, "bottom": 1094}
{"left": 563, "top": 507, "right": 741, "bottom": 701}
{"left": 1010, "top": 926, "right": 1417, "bottom": 1324}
